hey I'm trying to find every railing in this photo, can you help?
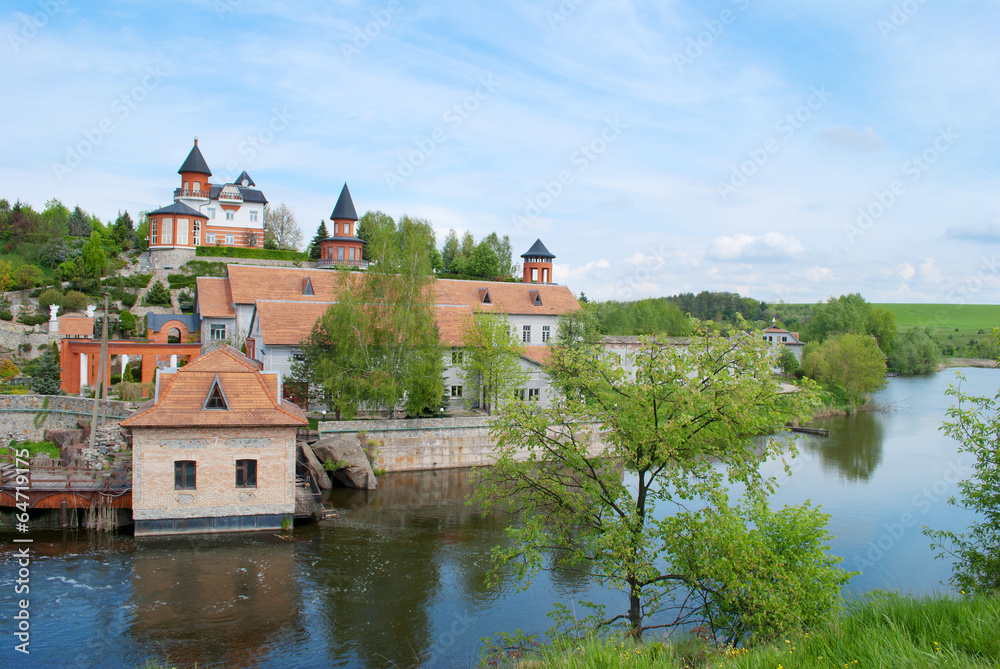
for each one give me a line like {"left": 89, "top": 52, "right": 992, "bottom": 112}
{"left": 217, "top": 191, "right": 243, "bottom": 202}
{"left": 0, "top": 453, "right": 131, "bottom": 492}
{"left": 173, "top": 188, "right": 211, "bottom": 199}
{"left": 317, "top": 258, "right": 369, "bottom": 269}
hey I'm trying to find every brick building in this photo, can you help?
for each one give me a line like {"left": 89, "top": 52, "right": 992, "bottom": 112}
{"left": 120, "top": 345, "right": 306, "bottom": 536}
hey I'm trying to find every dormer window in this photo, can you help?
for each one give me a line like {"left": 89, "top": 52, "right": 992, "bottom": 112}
{"left": 303, "top": 277, "right": 314, "bottom": 296}
{"left": 204, "top": 376, "right": 229, "bottom": 410}
{"left": 478, "top": 288, "right": 492, "bottom": 305}
{"left": 529, "top": 290, "right": 542, "bottom": 306}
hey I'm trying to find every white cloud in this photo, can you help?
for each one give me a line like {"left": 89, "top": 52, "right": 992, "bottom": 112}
{"left": 554, "top": 259, "right": 611, "bottom": 283}
{"left": 919, "top": 258, "right": 943, "bottom": 284}
{"left": 898, "top": 263, "right": 916, "bottom": 280}
{"left": 705, "top": 233, "right": 804, "bottom": 262}
{"left": 820, "top": 125, "right": 885, "bottom": 152}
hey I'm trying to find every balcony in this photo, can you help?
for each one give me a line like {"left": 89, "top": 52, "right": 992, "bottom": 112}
{"left": 173, "top": 188, "right": 211, "bottom": 199}
{"left": 317, "top": 258, "right": 369, "bottom": 270}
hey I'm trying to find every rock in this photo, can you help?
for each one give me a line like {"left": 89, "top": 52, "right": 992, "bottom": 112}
{"left": 45, "top": 429, "right": 86, "bottom": 451}
{"left": 30, "top": 453, "right": 52, "bottom": 466}
{"left": 312, "top": 434, "right": 377, "bottom": 490}
{"left": 61, "top": 442, "right": 86, "bottom": 463}
{"left": 298, "top": 443, "right": 332, "bottom": 490}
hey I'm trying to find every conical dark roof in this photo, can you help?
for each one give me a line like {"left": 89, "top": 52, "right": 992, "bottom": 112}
{"left": 178, "top": 139, "right": 212, "bottom": 176}
{"left": 330, "top": 183, "right": 358, "bottom": 221}
{"left": 520, "top": 238, "right": 555, "bottom": 259}
{"left": 235, "top": 171, "right": 255, "bottom": 187}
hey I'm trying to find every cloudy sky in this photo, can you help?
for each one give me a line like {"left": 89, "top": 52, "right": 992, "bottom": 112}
{"left": 2, "top": 0, "right": 998, "bottom": 304}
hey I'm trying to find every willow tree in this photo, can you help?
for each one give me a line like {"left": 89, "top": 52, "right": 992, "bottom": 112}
{"left": 298, "top": 217, "right": 443, "bottom": 418}
{"left": 474, "top": 322, "right": 852, "bottom": 644}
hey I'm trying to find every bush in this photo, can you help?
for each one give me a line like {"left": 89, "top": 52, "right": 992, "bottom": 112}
{"left": 38, "top": 237, "right": 86, "bottom": 268}
{"left": 122, "top": 273, "right": 153, "bottom": 289}
{"left": 121, "top": 292, "right": 137, "bottom": 308}
{"left": 19, "top": 313, "right": 48, "bottom": 326}
{"left": 62, "top": 290, "right": 89, "bottom": 312}
{"left": 167, "top": 273, "right": 197, "bottom": 289}
{"left": 0, "top": 310, "right": 11, "bottom": 321}
{"left": 144, "top": 280, "right": 172, "bottom": 307}
{"left": 0, "top": 358, "right": 19, "bottom": 379}
{"left": 196, "top": 246, "right": 309, "bottom": 261}
{"left": 0, "top": 385, "right": 29, "bottom": 395}
{"left": 118, "top": 310, "right": 136, "bottom": 337}
{"left": 177, "top": 290, "right": 195, "bottom": 313}
{"left": 183, "top": 260, "right": 228, "bottom": 277}
{"left": 37, "top": 287, "right": 63, "bottom": 311}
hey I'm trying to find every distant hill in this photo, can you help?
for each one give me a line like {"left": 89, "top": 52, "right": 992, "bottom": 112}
{"left": 872, "top": 304, "right": 1000, "bottom": 332}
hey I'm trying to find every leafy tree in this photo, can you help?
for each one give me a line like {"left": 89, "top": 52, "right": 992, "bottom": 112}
{"left": 308, "top": 220, "right": 329, "bottom": 260}
{"left": 62, "top": 290, "right": 88, "bottom": 312}
{"left": 483, "top": 232, "right": 514, "bottom": 278}
{"left": 111, "top": 211, "right": 134, "bottom": 249}
{"left": 474, "top": 324, "right": 849, "bottom": 642}
{"left": 807, "top": 293, "right": 895, "bottom": 354}
{"left": 806, "top": 333, "right": 887, "bottom": 407}
{"left": 925, "top": 368, "right": 1000, "bottom": 595}
{"left": 777, "top": 346, "right": 800, "bottom": 376}
{"left": 38, "top": 236, "right": 86, "bottom": 268}
{"left": 118, "top": 310, "right": 136, "bottom": 337}
{"left": 263, "top": 202, "right": 303, "bottom": 251}
{"left": 466, "top": 241, "right": 501, "bottom": 279}
{"left": 0, "top": 358, "right": 19, "bottom": 380}
{"left": 357, "top": 211, "right": 395, "bottom": 264}
{"left": 554, "top": 309, "right": 600, "bottom": 349}
{"left": 40, "top": 199, "right": 70, "bottom": 239}
{"left": 37, "top": 288, "right": 63, "bottom": 312}
{"left": 441, "top": 229, "right": 460, "bottom": 271}
{"left": 135, "top": 215, "right": 150, "bottom": 252}
{"left": 67, "top": 206, "right": 91, "bottom": 237}
{"left": 888, "top": 328, "right": 940, "bottom": 374}
{"left": 14, "top": 264, "right": 42, "bottom": 290}
{"left": 81, "top": 231, "right": 107, "bottom": 280}
{"left": 31, "top": 344, "right": 62, "bottom": 395}
{"left": 587, "top": 298, "right": 690, "bottom": 337}
{"left": 459, "top": 309, "right": 529, "bottom": 414}
{"left": 397, "top": 215, "right": 440, "bottom": 273}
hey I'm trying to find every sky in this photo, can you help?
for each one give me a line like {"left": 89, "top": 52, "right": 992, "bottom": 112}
{"left": 2, "top": 0, "right": 999, "bottom": 304}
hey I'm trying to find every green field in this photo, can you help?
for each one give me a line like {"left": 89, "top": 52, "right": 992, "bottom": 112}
{"left": 873, "top": 303, "right": 1000, "bottom": 331}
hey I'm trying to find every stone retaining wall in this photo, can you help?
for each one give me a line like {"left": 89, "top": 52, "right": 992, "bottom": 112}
{"left": 0, "top": 395, "right": 136, "bottom": 443}
{"left": 318, "top": 416, "right": 604, "bottom": 472}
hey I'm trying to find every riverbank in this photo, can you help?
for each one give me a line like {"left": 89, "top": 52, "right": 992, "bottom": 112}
{"left": 940, "top": 357, "right": 997, "bottom": 369}
{"left": 510, "top": 593, "right": 1000, "bottom": 668}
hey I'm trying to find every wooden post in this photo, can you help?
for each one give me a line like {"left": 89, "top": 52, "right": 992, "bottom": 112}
{"left": 88, "top": 295, "right": 110, "bottom": 451}
{"left": 60, "top": 499, "right": 68, "bottom": 528}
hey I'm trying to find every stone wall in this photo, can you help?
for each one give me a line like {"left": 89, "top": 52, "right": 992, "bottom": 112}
{"left": 131, "top": 425, "right": 296, "bottom": 523}
{"left": 0, "top": 394, "right": 135, "bottom": 443}
{"left": 196, "top": 256, "right": 319, "bottom": 269}
{"left": 0, "top": 319, "right": 59, "bottom": 361}
{"left": 318, "top": 416, "right": 605, "bottom": 472}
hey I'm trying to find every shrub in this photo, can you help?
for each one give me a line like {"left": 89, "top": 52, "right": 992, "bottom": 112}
{"left": 14, "top": 264, "right": 43, "bottom": 290}
{"left": 177, "top": 290, "right": 195, "bottom": 313}
{"left": 0, "top": 358, "right": 19, "bottom": 379}
{"left": 19, "top": 313, "right": 49, "bottom": 326}
{"left": 196, "top": 246, "right": 309, "bottom": 261}
{"left": 0, "top": 385, "right": 29, "bottom": 395}
{"left": 167, "top": 273, "right": 197, "bottom": 289}
{"left": 122, "top": 273, "right": 153, "bottom": 289}
{"left": 183, "top": 260, "right": 228, "bottom": 277}
{"left": 37, "top": 288, "right": 63, "bottom": 311}
{"left": 120, "top": 292, "right": 137, "bottom": 308}
{"left": 144, "top": 280, "right": 172, "bottom": 307}
{"left": 0, "top": 310, "right": 11, "bottom": 321}
{"left": 118, "top": 309, "right": 136, "bottom": 336}
{"left": 38, "top": 237, "right": 86, "bottom": 268}
{"left": 62, "top": 290, "right": 89, "bottom": 312}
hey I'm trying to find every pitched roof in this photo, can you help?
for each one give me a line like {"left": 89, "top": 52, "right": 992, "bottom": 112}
{"left": 178, "top": 140, "right": 212, "bottom": 176}
{"left": 330, "top": 183, "right": 358, "bottom": 221}
{"left": 226, "top": 265, "right": 359, "bottom": 304}
{"left": 254, "top": 301, "right": 333, "bottom": 346}
{"left": 120, "top": 346, "right": 304, "bottom": 428}
{"left": 521, "top": 346, "right": 553, "bottom": 366}
{"left": 435, "top": 306, "right": 473, "bottom": 346}
{"left": 432, "top": 278, "right": 580, "bottom": 316}
{"left": 235, "top": 171, "right": 255, "bottom": 187}
{"left": 58, "top": 316, "right": 94, "bottom": 337}
{"left": 195, "top": 277, "right": 236, "bottom": 318}
{"left": 521, "top": 238, "right": 555, "bottom": 259}
{"left": 208, "top": 183, "right": 267, "bottom": 205}
{"left": 148, "top": 201, "right": 206, "bottom": 218}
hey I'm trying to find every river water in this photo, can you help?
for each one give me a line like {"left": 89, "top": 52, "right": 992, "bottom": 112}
{"left": 0, "top": 368, "right": 993, "bottom": 668}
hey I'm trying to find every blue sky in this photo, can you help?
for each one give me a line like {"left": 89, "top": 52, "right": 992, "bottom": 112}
{"left": 2, "top": 0, "right": 999, "bottom": 303}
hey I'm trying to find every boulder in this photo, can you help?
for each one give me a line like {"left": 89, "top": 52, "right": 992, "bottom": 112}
{"left": 45, "top": 429, "right": 86, "bottom": 451}
{"left": 298, "top": 443, "right": 332, "bottom": 490}
{"left": 60, "top": 442, "right": 86, "bottom": 463}
{"left": 312, "top": 434, "right": 377, "bottom": 490}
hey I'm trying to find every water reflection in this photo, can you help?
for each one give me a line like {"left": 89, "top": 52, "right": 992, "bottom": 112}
{"left": 129, "top": 535, "right": 303, "bottom": 668}
{"left": 801, "top": 412, "right": 885, "bottom": 482}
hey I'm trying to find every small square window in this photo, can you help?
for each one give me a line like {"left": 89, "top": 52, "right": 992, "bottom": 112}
{"left": 542, "top": 325, "right": 550, "bottom": 342}
{"left": 451, "top": 351, "right": 463, "bottom": 365}
{"left": 210, "top": 324, "right": 227, "bottom": 340}
{"left": 528, "top": 388, "right": 540, "bottom": 401}
{"left": 451, "top": 385, "right": 463, "bottom": 398}
{"left": 236, "top": 459, "right": 257, "bottom": 488}
{"left": 206, "top": 233, "right": 215, "bottom": 244}
{"left": 226, "top": 211, "right": 235, "bottom": 221}
{"left": 250, "top": 211, "right": 258, "bottom": 222}
{"left": 225, "top": 234, "right": 235, "bottom": 245}
{"left": 207, "top": 208, "right": 216, "bottom": 220}
{"left": 175, "top": 461, "right": 196, "bottom": 490}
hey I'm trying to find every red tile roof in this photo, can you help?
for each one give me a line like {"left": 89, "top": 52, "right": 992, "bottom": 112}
{"left": 195, "top": 277, "right": 236, "bottom": 318}
{"left": 59, "top": 316, "right": 94, "bottom": 337}
{"left": 254, "top": 301, "right": 334, "bottom": 346}
{"left": 120, "top": 345, "right": 305, "bottom": 427}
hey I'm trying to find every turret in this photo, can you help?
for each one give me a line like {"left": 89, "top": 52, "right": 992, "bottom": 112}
{"left": 318, "top": 183, "right": 366, "bottom": 266}
{"left": 177, "top": 137, "right": 212, "bottom": 198}
{"left": 521, "top": 238, "right": 555, "bottom": 283}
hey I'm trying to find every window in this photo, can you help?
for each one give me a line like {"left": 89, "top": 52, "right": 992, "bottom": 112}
{"left": 183, "top": 181, "right": 189, "bottom": 191}
{"left": 210, "top": 324, "right": 227, "bottom": 340}
{"left": 782, "top": 336, "right": 788, "bottom": 342}
{"left": 451, "top": 350, "right": 463, "bottom": 365}
{"left": 193, "top": 220, "right": 200, "bottom": 246}
{"left": 293, "top": 351, "right": 305, "bottom": 362}
{"left": 338, "top": 246, "right": 345, "bottom": 260}
{"left": 250, "top": 211, "right": 258, "bottom": 222}
{"left": 515, "top": 389, "right": 525, "bottom": 401}
{"left": 206, "top": 233, "right": 215, "bottom": 244}
{"left": 542, "top": 325, "right": 550, "bottom": 342}
{"left": 174, "top": 461, "right": 196, "bottom": 490}
{"left": 205, "top": 379, "right": 228, "bottom": 410}
{"left": 151, "top": 218, "right": 157, "bottom": 245}
{"left": 225, "top": 211, "right": 235, "bottom": 221}
{"left": 528, "top": 388, "right": 540, "bottom": 402}
{"left": 349, "top": 247, "right": 355, "bottom": 261}
{"left": 162, "top": 217, "right": 172, "bottom": 244}
{"left": 225, "top": 234, "right": 235, "bottom": 245}
{"left": 208, "top": 208, "right": 216, "bottom": 220}
{"left": 451, "top": 385, "right": 463, "bottom": 397}
{"left": 236, "top": 459, "right": 257, "bottom": 488}
{"left": 522, "top": 325, "right": 531, "bottom": 343}
{"left": 193, "top": 181, "right": 201, "bottom": 192}
{"left": 177, "top": 219, "right": 188, "bottom": 245}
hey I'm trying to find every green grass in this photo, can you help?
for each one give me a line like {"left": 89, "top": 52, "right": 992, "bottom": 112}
{"left": 511, "top": 594, "right": 1000, "bottom": 669}
{"left": 14, "top": 440, "right": 60, "bottom": 459}
{"left": 873, "top": 303, "right": 1000, "bottom": 332}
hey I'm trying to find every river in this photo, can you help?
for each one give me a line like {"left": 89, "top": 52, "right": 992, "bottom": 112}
{"left": 0, "top": 368, "right": 993, "bottom": 668}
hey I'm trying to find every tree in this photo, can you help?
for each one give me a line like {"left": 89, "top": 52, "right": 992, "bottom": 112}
{"left": 299, "top": 218, "right": 443, "bottom": 418}
{"left": 111, "top": 211, "right": 134, "bottom": 249}
{"left": 466, "top": 241, "right": 500, "bottom": 279}
{"left": 459, "top": 309, "right": 529, "bottom": 414}
{"left": 807, "top": 333, "right": 887, "bottom": 407}
{"left": 309, "top": 221, "right": 329, "bottom": 260}
{"left": 777, "top": 346, "right": 799, "bottom": 376}
{"left": 887, "top": 327, "right": 940, "bottom": 375}
{"left": 263, "top": 202, "right": 303, "bottom": 251}
{"left": 144, "top": 280, "right": 172, "bottom": 307}
{"left": 554, "top": 309, "right": 600, "bottom": 349}
{"left": 357, "top": 211, "right": 395, "bottom": 264}
{"left": 483, "top": 232, "right": 514, "bottom": 278}
{"left": 441, "top": 230, "right": 460, "bottom": 271}
{"left": 473, "top": 324, "right": 850, "bottom": 643}
{"left": 67, "top": 206, "right": 91, "bottom": 237}
{"left": 31, "top": 344, "right": 62, "bottom": 395}
{"left": 807, "top": 293, "right": 896, "bottom": 354}
{"left": 81, "top": 231, "right": 107, "bottom": 280}
{"left": 925, "top": 369, "right": 1000, "bottom": 595}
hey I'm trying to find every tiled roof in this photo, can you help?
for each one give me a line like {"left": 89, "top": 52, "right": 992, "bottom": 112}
{"left": 148, "top": 201, "right": 205, "bottom": 217}
{"left": 207, "top": 184, "right": 267, "bottom": 204}
{"left": 59, "top": 316, "right": 94, "bottom": 337}
{"left": 432, "top": 279, "right": 581, "bottom": 316}
{"left": 178, "top": 141, "right": 212, "bottom": 176}
{"left": 254, "top": 301, "right": 333, "bottom": 346}
{"left": 195, "top": 277, "right": 236, "bottom": 318}
{"left": 435, "top": 306, "right": 473, "bottom": 347}
{"left": 521, "top": 346, "right": 553, "bottom": 366}
{"left": 226, "top": 265, "right": 357, "bottom": 304}
{"left": 120, "top": 346, "right": 304, "bottom": 428}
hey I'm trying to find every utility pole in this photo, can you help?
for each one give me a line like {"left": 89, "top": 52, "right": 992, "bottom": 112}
{"left": 88, "top": 294, "right": 110, "bottom": 451}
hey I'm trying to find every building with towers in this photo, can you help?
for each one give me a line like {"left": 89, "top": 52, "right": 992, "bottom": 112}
{"left": 317, "top": 184, "right": 367, "bottom": 269}
{"left": 147, "top": 138, "right": 269, "bottom": 267}
{"left": 521, "top": 238, "right": 555, "bottom": 283}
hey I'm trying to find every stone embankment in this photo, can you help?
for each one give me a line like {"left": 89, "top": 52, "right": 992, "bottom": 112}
{"left": 0, "top": 394, "right": 135, "bottom": 443}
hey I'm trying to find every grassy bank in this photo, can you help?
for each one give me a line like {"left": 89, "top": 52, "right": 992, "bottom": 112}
{"left": 509, "top": 593, "right": 1000, "bottom": 669}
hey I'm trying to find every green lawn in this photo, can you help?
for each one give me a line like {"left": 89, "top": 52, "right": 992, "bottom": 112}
{"left": 872, "top": 303, "right": 1000, "bottom": 332}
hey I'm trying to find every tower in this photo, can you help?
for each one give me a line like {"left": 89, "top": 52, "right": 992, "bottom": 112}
{"left": 521, "top": 238, "right": 555, "bottom": 283}
{"left": 318, "top": 183, "right": 366, "bottom": 267}
{"left": 177, "top": 137, "right": 212, "bottom": 199}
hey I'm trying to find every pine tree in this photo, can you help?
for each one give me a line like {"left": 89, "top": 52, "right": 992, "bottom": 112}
{"left": 67, "top": 206, "right": 91, "bottom": 237}
{"left": 309, "top": 221, "right": 329, "bottom": 260}
{"left": 31, "top": 344, "right": 62, "bottom": 395}
{"left": 112, "top": 211, "right": 134, "bottom": 247}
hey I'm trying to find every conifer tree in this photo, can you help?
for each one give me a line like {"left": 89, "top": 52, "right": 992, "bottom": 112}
{"left": 308, "top": 221, "right": 329, "bottom": 260}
